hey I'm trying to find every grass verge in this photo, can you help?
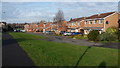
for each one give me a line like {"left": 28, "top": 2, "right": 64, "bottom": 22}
{"left": 9, "top": 32, "right": 118, "bottom": 66}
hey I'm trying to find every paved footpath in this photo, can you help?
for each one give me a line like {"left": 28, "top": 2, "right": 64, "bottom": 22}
{"left": 2, "top": 33, "right": 35, "bottom": 67}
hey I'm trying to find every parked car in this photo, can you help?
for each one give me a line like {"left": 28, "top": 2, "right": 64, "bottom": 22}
{"left": 44, "top": 31, "right": 55, "bottom": 35}
{"left": 14, "top": 29, "right": 20, "bottom": 32}
{"left": 71, "top": 32, "right": 83, "bottom": 35}
{"left": 20, "top": 30, "right": 25, "bottom": 32}
{"left": 63, "top": 32, "right": 72, "bottom": 36}
{"left": 60, "top": 31, "right": 65, "bottom": 35}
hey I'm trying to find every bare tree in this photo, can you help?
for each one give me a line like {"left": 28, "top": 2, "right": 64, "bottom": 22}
{"left": 53, "top": 9, "right": 65, "bottom": 24}
{"left": 53, "top": 9, "right": 67, "bottom": 34}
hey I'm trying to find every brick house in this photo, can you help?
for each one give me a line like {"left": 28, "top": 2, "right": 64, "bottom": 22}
{"left": 83, "top": 12, "right": 119, "bottom": 34}
{"left": 24, "top": 24, "right": 30, "bottom": 32}
{"left": 42, "top": 22, "right": 53, "bottom": 33}
{"left": 67, "top": 17, "right": 86, "bottom": 33}
{"left": 53, "top": 21, "right": 68, "bottom": 34}
{"left": 58, "top": 21, "right": 68, "bottom": 31}
{"left": 24, "top": 22, "right": 53, "bottom": 32}
{"left": 67, "top": 12, "right": 119, "bottom": 34}
{"left": 24, "top": 11, "right": 119, "bottom": 34}
{"left": 24, "top": 23, "right": 38, "bottom": 32}
{"left": 37, "top": 23, "right": 44, "bottom": 32}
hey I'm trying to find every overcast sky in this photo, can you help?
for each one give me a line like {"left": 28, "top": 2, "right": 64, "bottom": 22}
{"left": 1, "top": 2, "right": 118, "bottom": 23}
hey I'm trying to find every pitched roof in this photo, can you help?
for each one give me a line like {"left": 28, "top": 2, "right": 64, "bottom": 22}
{"left": 83, "top": 27, "right": 103, "bottom": 30}
{"left": 86, "top": 12, "right": 115, "bottom": 19}
{"left": 69, "top": 17, "right": 86, "bottom": 22}
{"left": 68, "top": 12, "right": 116, "bottom": 22}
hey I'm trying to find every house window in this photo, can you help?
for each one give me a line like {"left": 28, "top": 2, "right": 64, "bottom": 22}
{"left": 72, "top": 23, "right": 74, "bottom": 25}
{"left": 85, "top": 21, "right": 88, "bottom": 24}
{"left": 106, "top": 21, "right": 109, "bottom": 24}
{"left": 94, "top": 20, "right": 97, "bottom": 24}
{"left": 99, "top": 20, "right": 103, "bottom": 24}
{"left": 90, "top": 21, "right": 92, "bottom": 24}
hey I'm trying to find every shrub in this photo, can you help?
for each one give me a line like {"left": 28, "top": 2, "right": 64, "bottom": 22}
{"left": 118, "top": 31, "right": 120, "bottom": 40}
{"left": 87, "top": 30, "right": 99, "bottom": 41}
{"left": 98, "top": 27, "right": 118, "bottom": 41}
{"left": 98, "top": 32, "right": 118, "bottom": 41}
{"left": 106, "top": 27, "right": 118, "bottom": 34}
{"left": 71, "top": 35, "right": 80, "bottom": 38}
{"left": 71, "top": 34, "right": 88, "bottom": 39}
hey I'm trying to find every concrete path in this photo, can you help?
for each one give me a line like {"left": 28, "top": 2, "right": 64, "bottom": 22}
{"left": 2, "top": 33, "right": 36, "bottom": 67}
{"left": 28, "top": 32, "right": 120, "bottom": 49}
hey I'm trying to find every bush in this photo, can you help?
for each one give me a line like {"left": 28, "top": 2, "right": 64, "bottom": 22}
{"left": 71, "top": 34, "right": 88, "bottom": 39}
{"left": 98, "top": 27, "right": 118, "bottom": 41}
{"left": 98, "top": 32, "right": 118, "bottom": 41}
{"left": 118, "top": 31, "right": 120, "bottom": 40}
{"left": 106, "top": 27, "right": 118, "bottom": 34}
{"left": 87, "top": 30, "right": 99, "bottom": 41}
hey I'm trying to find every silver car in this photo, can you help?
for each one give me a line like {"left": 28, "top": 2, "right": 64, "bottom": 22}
{"left": 63, "top": 32, "right": 72, "bottom": 36}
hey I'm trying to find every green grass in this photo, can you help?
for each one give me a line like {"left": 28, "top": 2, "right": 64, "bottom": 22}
{"left": 75, "top": 36, "right": 88, "bottom": 39}
{"left": 78, "top": 47, "right": 118, "bottom": 66}
{"left": 68, "top": 35, "right": 88, "bottom": 40}
{"left": 9, "top": 32, "right": 46, "bottom": 40}
{"left": 9, "top": 32, "right": 118, "bottom": 66}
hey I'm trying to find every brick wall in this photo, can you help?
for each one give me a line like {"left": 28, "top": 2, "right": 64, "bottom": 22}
{"left": 104, "top": 13, "right": 119, "bottom": 31}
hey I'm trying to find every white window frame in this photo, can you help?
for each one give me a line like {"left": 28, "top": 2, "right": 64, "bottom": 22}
{"left": 94, "top": 20, "right": 97, "bottom": 24}
{"left": 90, "top": 20, "right": 92, "bottom": 24}
{"left": 99, "top": 20, "right": 103, "bottom": 24}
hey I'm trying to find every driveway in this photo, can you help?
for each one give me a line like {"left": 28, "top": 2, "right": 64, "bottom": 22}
{"left": 27, "top": 32, "right": 120, "bottom": 49}
{"left": 2, "top": 33, "right": 36, "bottom": 67}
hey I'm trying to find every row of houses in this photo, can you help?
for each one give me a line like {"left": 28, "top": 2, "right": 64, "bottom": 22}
{"left": 24, "top": 11, "right": 120, "bottom": 34}
{"left": 24, "top": 21, "right": 67, "bottom": 34}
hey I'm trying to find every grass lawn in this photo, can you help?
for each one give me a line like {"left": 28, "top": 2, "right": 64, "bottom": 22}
{"left": 68, "top": 35, "right": 88, "bottom": 40}
{"left": 9, "top": 32, "right": 118, "bottom": 67}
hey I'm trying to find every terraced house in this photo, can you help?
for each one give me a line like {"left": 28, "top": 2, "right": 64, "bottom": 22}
{"left": 24, "top": 22, "right": 53, "bottom": 32}
{"left": 83, "top": 11, "right": 119, "bottom": 34}
{"left": 67, "top": 11, "right": 119, "bottom": 34}
{"left": 24, "top": 23, "right": 38, "bottom": 32}
{"left": 24, "top": 11, "right": 119, "bottom": 34}
{"left": 67, "top": 17, "right": 86, "bottom": 33}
